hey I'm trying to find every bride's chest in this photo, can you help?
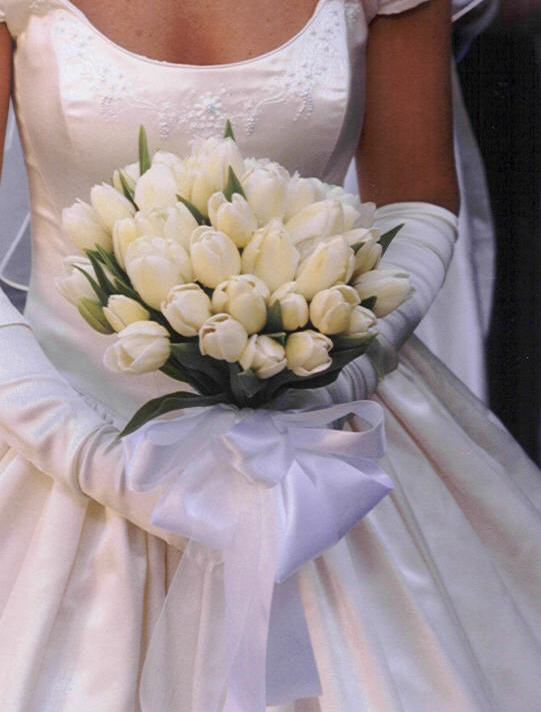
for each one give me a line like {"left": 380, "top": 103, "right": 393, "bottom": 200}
{"left": 13, "top": 0, "right": 369, "bottom": 193}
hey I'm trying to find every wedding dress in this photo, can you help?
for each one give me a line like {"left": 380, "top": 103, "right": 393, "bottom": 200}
{"left": 0, "top": 1, "right": 540, "bottom": 711}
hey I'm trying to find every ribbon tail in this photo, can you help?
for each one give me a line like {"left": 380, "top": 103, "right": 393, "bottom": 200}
{"left": 266, "top": 575, "right": 321, "bottom": 706}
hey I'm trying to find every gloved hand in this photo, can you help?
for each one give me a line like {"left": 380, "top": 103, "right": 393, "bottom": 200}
{"left": 309, "top": 201, "right": 458, "bottom": 406}
{"left": 0, "top": 288, "right": 184, "bottom": 548}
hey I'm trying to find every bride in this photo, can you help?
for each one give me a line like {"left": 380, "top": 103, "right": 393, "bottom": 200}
{"left": 0, "top": 0, "right": 540, "bottom": 710}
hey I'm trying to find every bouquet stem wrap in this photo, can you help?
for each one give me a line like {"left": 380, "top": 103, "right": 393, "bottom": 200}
{"left": 123, "top": 400, "right": 393, "bottom": 711}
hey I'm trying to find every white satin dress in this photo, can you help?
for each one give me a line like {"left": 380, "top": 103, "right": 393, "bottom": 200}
{"left": 0, "top": 1, "right": 540, "bottom": 710}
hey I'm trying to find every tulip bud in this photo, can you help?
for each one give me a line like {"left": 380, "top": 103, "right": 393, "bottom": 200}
{"left": 62, "top": 200, "right": 113, "bottom": 253}
{"left": 199, "top": 314, "right": 248, "bottom": 363}
{"left": 112, "top": 161, "right": 140, "bottom": 194}
{"left": 78, "top": 298, "right": 114, "bottom": 335}
{"left": 125, "top": 236, "right": 193, "bottom": 309}
{"left": 103, "top": 295, "right": 150, "bottom": 332}
{"left": 242, "top": 161, "right": 289, "bottom": 225}
{"left": 240, "top": 335, "right": 287, "bottom": 379}
{"left": 103, "top": 321, "right": 171, "bottom": 374}
{"left": 208, "top": 192, "right": 257, "bottom": 248}
{"left": 285, "top": 199, "right": 346, "bottom": 245}
{"left": 163, "top": 203, "right": 199, "bottom": 251}
{"left": 192, "top": 136, "right": 245, "bottom": 193}
{"left": 152, "top": 150, "right": 184, "bottom": 172}
{"left": 347, "top": 305, "right": 378, "bottom": 338}
{"left": 309, "top": 285, "right": 360, "bottom": 335}
{"left": 90, "top": 183, "right": 135, "bottom": 232}
{"left": 295, "top": 236, "right": 355, "bottom": 300}
{"left": 212, "top": 275, "right": 268, "bottom": 334}
{"left": 285, "top": 330, "right": 333, "bottom": 377}
{"left": 352, "top": 236, "right": 382, "bottom": 279}
{"left": 241, "top": 219, "right": 299, "bottom": 293}
{"left": 354, "top": 269, "right": 412, "bottom": 317}
{"left": 190, "top": 227, "right": 241, "bottom": 288}
{"left": 113, "top": 218, "right": 138, "bottom": 270}
{"left": 161, "top": 283, "right": 212, "bottom": 337}
{"left": 284, "top": 174, "right": 325, "bottom": 221}
{"left": 55, "top": 256, "right": 100, "bottom": 306}
{"left": 134, "top": 164, "right": 178, "bottom": 212}
{"left": 268, "top": 282, "right": 309, "bottom": 331}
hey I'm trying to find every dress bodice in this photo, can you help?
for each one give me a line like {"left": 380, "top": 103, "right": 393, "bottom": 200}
{"left": 1, "top": 0, "right": 479, "bottom": 420}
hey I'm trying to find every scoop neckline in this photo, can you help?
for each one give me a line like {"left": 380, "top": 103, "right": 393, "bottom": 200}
{"left": 57, "top": 0, "right": 327, "bottom": 70}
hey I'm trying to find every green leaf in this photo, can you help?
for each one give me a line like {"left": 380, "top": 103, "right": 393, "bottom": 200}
{"left": 176, "top": 195, "right": 208, "bottom": 225}
{"left": 120, "top": 390, "right": 227, "bottom": 437}
{"left": 77, "top": 298, "right": 114, "bottom": 334}
{"left": 266, "top": 332, "right": 287, "bottom": 346}
{"left": 224, "top": 119, "right": 236, "bottom": 141}
{"left": 266, "top": 301, "right": 283, "bottom": 333}
{"left": 332, "top": 331, "right": 377, "bottom": 352}
{"left": 138, "top": 125, "right": 151, "bottom": 176}
{"left": 379, "top": 224, "right": 403, "bottom": 254}
{"left": 85, "top": 250, "right": 116, "bottom": 299}
{"left": 170, "top": 342, "right": 228, "bottom": 392}
{"left": 234, "top": 367, "right": 266, "bottom": 400}
{"left": 360, "top": 296, "right": 377, "bottom": 311}
{"left": 73, "top": 265, "right": 108, "bottom": 306}
{"left": 118, "top": 170, "right": 138, "bottom": 209}
{"left": 223, "top": 166, "right": 247, "bottom": 202}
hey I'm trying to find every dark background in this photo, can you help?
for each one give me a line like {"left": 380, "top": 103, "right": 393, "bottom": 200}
{"left": 459, "top": 4, "right": 541, "bottom": 463}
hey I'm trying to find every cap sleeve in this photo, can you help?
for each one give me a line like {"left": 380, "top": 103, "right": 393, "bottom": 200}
{"left": 364, "top": 0, "right": 493, "bottom": 23}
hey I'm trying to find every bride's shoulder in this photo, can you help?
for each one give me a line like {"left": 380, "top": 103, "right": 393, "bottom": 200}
{"left": 0, "top": 0, "right": 45, "bottom": 36}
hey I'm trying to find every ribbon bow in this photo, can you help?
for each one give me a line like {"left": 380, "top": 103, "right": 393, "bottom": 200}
{"left": 123, "top": 399, "right": 393, "bottom": 712}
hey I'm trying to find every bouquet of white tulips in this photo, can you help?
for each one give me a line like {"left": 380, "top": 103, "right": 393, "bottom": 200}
{"left": 57, "top": 123, "right": 411, "bottom": 434}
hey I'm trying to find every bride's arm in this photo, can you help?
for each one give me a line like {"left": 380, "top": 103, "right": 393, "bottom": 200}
{"left": 357, "top": 0, "right": 458, "bottom": 213}
{"left": 0, "top": 24, "right": 12, "bottom": 173}
{"left": 0, "top": 37, "right": 184, "bottom": 545}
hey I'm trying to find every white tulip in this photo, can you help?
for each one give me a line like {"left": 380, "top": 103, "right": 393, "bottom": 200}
{"left": 310, "top": 285, "right": 360, "bottom": 335}
{"left": 192, "top": 136, "right": 245, "bottom": 193}
{"left": 242, "top": 160, "right": 290, "bottom": 225}
{"left": 134, "top": 164, "right": 178, "bottom": 212}
{"left": 285, "top": 199, "right": 347, "bottom": 245}
{"left": 269, "top": 282, "right": 309, "bottom": 331}
{"left": 295, "top": 236, "right": 355, "bottom": 300}
{"left": 285, "top": 330, "right": 333, "bottom": 377}
{"left": 190, "top": 227, "right": 241, "bottom": 288}
{"left": 240, "top": 335, "right": 287, "bottom": 379}
{"left": 208, "top": 192, "right": 257, "bottom": 248}
{"left": 199, "top": 314, "right": 248, "bottom": 363}
{"left": 112, "top": 161, "right": 140, "bottom": 194}
{"left": 212, "top": 275, "right": 268, "bottom": 334}
{"left": 352, "top": 236, "right": 383, "bottom": 278}
{"left": 161, "top": 283, "right": 212, "bottom": 337}
{"left": 55, "top": 256, "right": 99, "bottom": 306}
{"left": 113, "top": 217, "right": 138, "bottom": 270}
{"left": 103, "top": 321, "right": 171, "bottom": 374}
{"left": 322, "top": 185, "right": 367, "bottom": 229}
{"left": 62, "top": 200, "right": 113, "bottom": 253}
{"left": 347, "top": 306, "right": 378, "bottom": 338}
{"left": 175, "top": 157, "right": 216, "bottom": 217}
{"left": 241, "top": 219, "right": 299, "bottom": 293}
{"left": 284, "top": 174, "right": 326, "bottom": 221}
{"left": 103, "top": 295, "right": 150, "bottom": 332}
{"left": 90, "top": 183, "right": 135, "bottom": 232}
{"left": 354, "top": 269, "right": 412, "bottom": 317}
{"left": 152, "top": 150, "right": 184, "bottom": 172}
{"left": 125, "top": 236, "right": 193, "bottom": 309}
{"left": 162, "top": 203, "right": 199, "bottom": 251}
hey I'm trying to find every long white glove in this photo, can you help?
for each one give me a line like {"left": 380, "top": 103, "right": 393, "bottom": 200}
{"left": 0, "top": 289, "right": 183, "bottom": 548}
{"left": 324, "top": 201, "right": 458, "bottom": 403}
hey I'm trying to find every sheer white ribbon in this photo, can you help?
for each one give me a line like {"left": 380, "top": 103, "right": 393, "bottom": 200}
{"left": 123, "top": 399, "right": 393, "bottom": 711}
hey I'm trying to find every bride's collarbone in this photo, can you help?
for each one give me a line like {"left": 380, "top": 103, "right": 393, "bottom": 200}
{"left": 66, "top": 0, "right": 321, "bottom": 65}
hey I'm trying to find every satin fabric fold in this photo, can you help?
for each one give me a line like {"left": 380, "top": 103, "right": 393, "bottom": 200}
{"left": 123, "top": 401, "right": 393, "bottom": 710}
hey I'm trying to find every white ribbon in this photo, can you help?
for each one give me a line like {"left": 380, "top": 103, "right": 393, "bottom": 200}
{"left": 123, "top": 400, "right": 393, "bottom": 711}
